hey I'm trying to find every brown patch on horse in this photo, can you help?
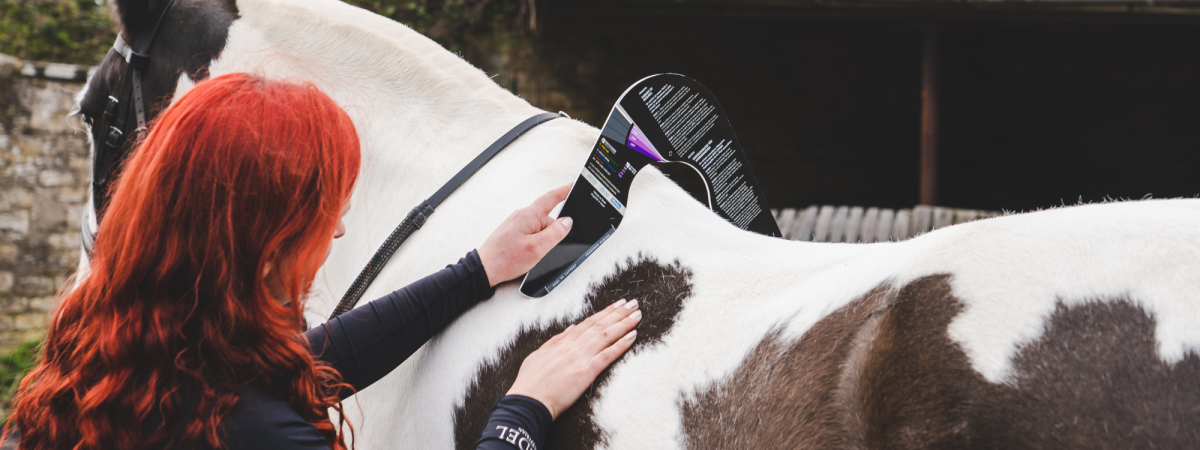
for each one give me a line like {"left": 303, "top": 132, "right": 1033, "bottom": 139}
{"left": 684, "top": 274, "right": 1200, "bottom": 449}
{"left": 981, "top": 297, "right": 1200, "bottom": 447}
{"left": 849, "top": 274, "right": 990, "bottom": 448}
{"left": 680, "top": 283, "right": 894, "bottom": 449}
{"left": 453, "top": 256, "right": 694, "bottom": 450}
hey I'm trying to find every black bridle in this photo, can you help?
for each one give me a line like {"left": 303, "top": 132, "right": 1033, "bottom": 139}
{"left": 85, "top": 0, "right": 180, "bottom": 255}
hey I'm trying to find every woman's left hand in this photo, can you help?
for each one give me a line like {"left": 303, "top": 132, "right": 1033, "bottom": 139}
{"left": 506, "top": 298, "right": 640, "bottom": 419}
{"left": 478, "top": 184, "right": 573, "bottom": 287}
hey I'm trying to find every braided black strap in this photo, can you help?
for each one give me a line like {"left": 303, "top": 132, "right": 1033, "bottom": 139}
{"left": 327, "top": 112, "right": 562, "bottom": 320}
{"left": 329, "top": 201, "right": 432, "bottom": 319}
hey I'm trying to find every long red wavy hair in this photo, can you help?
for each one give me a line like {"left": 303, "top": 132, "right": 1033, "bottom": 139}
{"left": 8, "top": 73, "right": 361, "bottom": 449}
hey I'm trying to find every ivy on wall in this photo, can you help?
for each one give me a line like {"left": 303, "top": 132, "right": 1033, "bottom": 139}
{"left": 0, "top": 0, "right": 117, "bottom": 65}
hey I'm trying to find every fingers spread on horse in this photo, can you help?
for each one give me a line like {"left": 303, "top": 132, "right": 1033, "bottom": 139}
{"left": 582, "top": 301, "right": 640, "bottom": 356}
{"left": 563, "top": 299, "right": 625, "bottom": 344}
{"left": 542, "top": 324, "right": 573, "bottom": 348}
{"left": 574, "top": 299, "right": 638, "bottom": 348}
{"left": 588, "top": 330, "right": 636, "bottom": 374}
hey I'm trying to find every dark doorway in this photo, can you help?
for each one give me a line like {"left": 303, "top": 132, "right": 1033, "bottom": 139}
{"left": 526, "top": 7, "right": 1200, "bottom": 212}
{"left": 937, "top": 22, "right": 1200, "bottom": 212}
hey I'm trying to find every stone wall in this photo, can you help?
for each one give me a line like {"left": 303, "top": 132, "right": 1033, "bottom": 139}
{"left": 0, "top": 54, "right": 93, "bottom": 354}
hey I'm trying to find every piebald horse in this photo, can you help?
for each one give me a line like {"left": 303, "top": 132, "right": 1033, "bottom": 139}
{"left": 74, "top": 0, "right": 1200, "bottom": 448}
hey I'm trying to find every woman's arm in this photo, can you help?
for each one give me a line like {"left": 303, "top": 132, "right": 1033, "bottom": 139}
{"left": 305, "top": 250, "right": 493, "bottom": 393}
{"left": 476, "top": 396, "right": 554, "bottom": 450}
{"left": 305, "top": 185, "right": 574, "bottom": 395}
{"left": 477, "top": 299, "right": 642, "bottom": 450}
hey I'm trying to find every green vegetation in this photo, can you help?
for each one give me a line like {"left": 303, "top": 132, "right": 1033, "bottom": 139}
{"left": 343, "top": 0, "right": 527, "bottom": 54}
{"left": 0, "top": 340, "right": 41, "bottom": 420}
{"left": 343, "top": 0, "right": 531, "bottom": 92}
{"left": 0, "top": 0, "right": 526, "bottom": 67}
{"left": 0, "top": 0, "right": 117, "bottom": 65}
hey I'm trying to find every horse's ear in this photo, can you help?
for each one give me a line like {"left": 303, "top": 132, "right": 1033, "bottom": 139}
{"left": 111, "top": 0, "right": 167, "bottom": 40}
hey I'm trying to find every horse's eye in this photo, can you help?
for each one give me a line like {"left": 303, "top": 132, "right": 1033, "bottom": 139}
{"left": 84, "top": 115, "right": 94, "bottom": 126}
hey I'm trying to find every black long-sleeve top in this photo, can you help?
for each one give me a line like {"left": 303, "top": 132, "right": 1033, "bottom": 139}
{"left": 216, "top": 250, "right": 552, "bottom": 449}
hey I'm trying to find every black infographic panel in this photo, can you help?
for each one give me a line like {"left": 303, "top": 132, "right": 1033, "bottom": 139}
{"left": 521, "top": 74, "right": 780, "bottom": 297}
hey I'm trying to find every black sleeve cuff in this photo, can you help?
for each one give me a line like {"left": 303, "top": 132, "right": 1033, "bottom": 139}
{"left": 475, "top": 395, "right": 553, "bottom": 450}
{"left": 465, "top": 249, "right": 496, "bottom": 301}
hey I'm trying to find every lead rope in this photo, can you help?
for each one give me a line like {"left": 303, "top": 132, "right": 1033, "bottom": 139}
{"left": 328, "top": 112, "right": 564, "bottom": 320}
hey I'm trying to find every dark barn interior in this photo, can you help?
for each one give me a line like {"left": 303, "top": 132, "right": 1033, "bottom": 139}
{"left": 517, "top": 1, "right": 1200, "bottom": 212}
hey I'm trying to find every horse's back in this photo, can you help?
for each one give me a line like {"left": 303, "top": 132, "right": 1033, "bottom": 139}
{"left": 684, "top": 199, "right": 1200, "bottom": 449}
{"left": 425, "top": 193, "right": 1200, "bottom": 450}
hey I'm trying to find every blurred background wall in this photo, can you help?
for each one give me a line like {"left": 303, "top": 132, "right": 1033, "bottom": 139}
{"left": 0, "top": 56, "right": 90, "bottom": 346}
{"left": 0, "top": 55, "right": 91, "bottom": 402}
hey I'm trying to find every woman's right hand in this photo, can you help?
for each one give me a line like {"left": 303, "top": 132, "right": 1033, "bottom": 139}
{"left": 506, "top": 299, "right": 642, "bottom": 419}
{"left": 477, "top": 185, "right": 573, "bottom": 287}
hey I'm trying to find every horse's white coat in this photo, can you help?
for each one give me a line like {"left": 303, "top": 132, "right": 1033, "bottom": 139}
{"left": 75, "top": 0, "right": 1200, "bottom": 446}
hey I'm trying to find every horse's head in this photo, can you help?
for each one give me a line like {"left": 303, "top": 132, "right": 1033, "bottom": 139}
{"left": 75, "top": 0, "right": 535, "bottom": 245}
{"left": 75, "top": 0, "right": 237, "bottom": 249}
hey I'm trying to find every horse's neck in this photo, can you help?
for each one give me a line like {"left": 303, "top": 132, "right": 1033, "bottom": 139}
{"left": 194, "top": 0, "right": 601, "bottom": 317}
{"left": 202, "top": 0, "right": 886, "bottom": 324}
{"left": 204, "top": 0, "right": 542, "bottom": 202}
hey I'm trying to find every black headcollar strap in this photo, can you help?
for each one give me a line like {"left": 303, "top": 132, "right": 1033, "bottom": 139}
{"left": 115, "top": 0, "right": 181, "bottom": 132}
{"left": 328, "top": 112, "right": 565, "bottom": 320}
{"left": 88, "top": 0, "right": 180, "bottom": 248}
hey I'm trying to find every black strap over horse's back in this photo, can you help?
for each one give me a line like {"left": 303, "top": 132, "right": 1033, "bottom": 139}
{"left": 328, "top": 112, "right": 563, "bottom": 320}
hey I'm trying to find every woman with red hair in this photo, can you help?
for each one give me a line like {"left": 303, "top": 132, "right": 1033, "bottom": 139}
{"left": 7, "top": 73, "right": 640, "bottom": 449}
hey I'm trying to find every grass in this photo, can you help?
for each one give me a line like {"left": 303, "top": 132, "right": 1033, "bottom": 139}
{"left": 0, "top": 340, "right": 41, "bottom": 422}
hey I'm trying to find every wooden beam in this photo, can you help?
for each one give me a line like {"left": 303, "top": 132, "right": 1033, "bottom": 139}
{"left": 920, "top": 28, "right": 939, "bottom": 206}
{"left": 550, "top": 1, "right": 1200, "bottom": 25}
